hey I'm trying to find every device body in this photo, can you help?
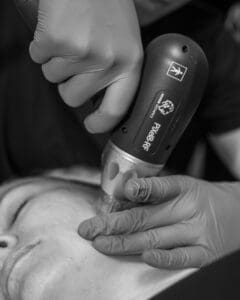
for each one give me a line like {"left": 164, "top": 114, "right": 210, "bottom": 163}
{"left": 12, "top": 1, "right": 209, "bottom": 211}
{"left": 101, "top": 34, "right": 209, "bottom": 209}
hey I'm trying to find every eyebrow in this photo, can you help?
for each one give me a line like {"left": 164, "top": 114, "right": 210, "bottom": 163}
{"left": 0, "top": 175, "right": 102, "bottom": 218}
{"left": 0, "top": 178, "right": 39, "bottom": 205}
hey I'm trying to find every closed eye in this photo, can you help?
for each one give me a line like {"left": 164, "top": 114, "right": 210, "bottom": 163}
{"left": 10, "top": 199, "right": 30, "bottom": 226}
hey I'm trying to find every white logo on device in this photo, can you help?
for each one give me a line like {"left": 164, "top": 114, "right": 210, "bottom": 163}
{"left": 158, "top": 100, "right": 174, "bottom": 115}
{"left": 167, "top": 61, "right": 188, "bottom": 82}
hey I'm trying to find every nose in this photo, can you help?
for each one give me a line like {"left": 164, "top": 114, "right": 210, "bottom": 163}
{"left": 0, "top": 235, "right": 18, "bottom": 268}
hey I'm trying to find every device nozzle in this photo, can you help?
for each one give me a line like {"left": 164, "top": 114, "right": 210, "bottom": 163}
{"left": 96, "top": 191, "right": 136, "bottom": 214}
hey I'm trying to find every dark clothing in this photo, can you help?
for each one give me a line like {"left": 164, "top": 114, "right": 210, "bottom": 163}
{"left": 151, "top": 249, "right": 240, "bottom": 300}
{"left": 0, "top": 1, "right": 103, "bottom": 182}
{"left": 0, "top": 0, "right": 240, "bottom": 182}
{"left": 142, "top": 1, "right": 240, "bottom": 180}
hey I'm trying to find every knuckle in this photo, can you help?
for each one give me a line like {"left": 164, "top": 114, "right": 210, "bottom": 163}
{"left": 97, "top": 216, "right": 112, "bottom": 235}
{"left": 100, "top": 236, "right": 128, "bottom": 254}
{"left": 101, "top": 49, "right": 116, "bottom": 69}
{"left": 150, "top": 251, "right": 162, "bottom": 265}
{"left": 128, "top": 45, "right": 144, "bottom": 68}
{"left": 175, "top": 248, "right": 189, "bottom": 267}
{"left": 183, "top": 222, "right": 199, "bottom": 244}
{"left": 109, "top": 213, "right": 128, "bottom": 234}
{"left": 153, "top": 178, "right": 167, "bottom": 200}
{"left": 137, "top": 178, "right": 152, "bottom": 202}
{"left": 106, "top": 238, "right": 116, "bottom": 253}
{"left": 125, "top": 208, "right": 149, "bottom": 232}
{"left": 42, "top": 25, "right": 64, "bottom": 47}
{"left": 146, "top": 230, "right": 159, "bottom": 249}
{"left": 185, "top": 199, "right": 199, "bottom": 216}
{"left": 91, "top": 215, "right": 114, "bottom": 237}
{"left": 44, "top": 25, "right": 92, "bottom": 59}
{"left": 74, "top": 40, "right": 91, "bottom": 58}
{"left": 183, "top": 176, "right": 199, "bottom": 192}
{"left": 116, "top": 236, "right": 128, "bottom": 252}
{"left": 163, "top": 252, "right": 174, "bottom": 267}
{"left": 174, "top": 175, "right": 192, "bottom": 192}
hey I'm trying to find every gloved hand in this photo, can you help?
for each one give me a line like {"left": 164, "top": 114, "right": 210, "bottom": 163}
{"left": 78, "top": 176, "right": 240, "bottom": 269}
{"left": 30, "top": 0, "right": 143, "bottom": 133}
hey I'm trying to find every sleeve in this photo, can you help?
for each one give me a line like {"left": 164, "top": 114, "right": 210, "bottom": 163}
{"left": 133, "top": 0, "right": 192, "bottom": 26}
{"left": 199, "top": 26, "right": 240, "bottom": 134}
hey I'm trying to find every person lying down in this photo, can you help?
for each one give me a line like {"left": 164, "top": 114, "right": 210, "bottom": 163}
{"left": 0, "top": 174, "right": 192, "bottom": 300}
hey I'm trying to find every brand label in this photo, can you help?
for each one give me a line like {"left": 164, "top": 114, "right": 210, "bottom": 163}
{"left": 142, "top": 122, "right": 161, "bottom": 152}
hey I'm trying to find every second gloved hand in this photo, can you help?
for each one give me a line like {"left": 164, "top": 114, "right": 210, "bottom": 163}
{"left": 30, "top": 0, "right": 143, "bottom": 133}
{"left": 79, "top": 176, "right": 240, "bottom": 269}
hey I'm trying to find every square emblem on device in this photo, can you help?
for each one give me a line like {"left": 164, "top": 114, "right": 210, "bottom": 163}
{"left": 167, "top": 61, "right": 188, "bottom": 82}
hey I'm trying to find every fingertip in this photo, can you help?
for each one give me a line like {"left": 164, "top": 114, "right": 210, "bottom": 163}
{"left": 29, "top": 41, "right": 38, "bottom": 63}
{"left": 29, "top": 40, "right": 50, "bottom": 64}
{"left": 142, "top": 250, "right": 161, "bottom": 268}
{"left": 124, "top": 179, "right": 140, "bottom": 201}
{"left": 92, "top": 236, "right": 108, "bottom": 252}
{"left": 78, "top": 220, "right": 94, "bottom": 240}
{"left": 83, "top": 118, "right": 97, "bottom": 134}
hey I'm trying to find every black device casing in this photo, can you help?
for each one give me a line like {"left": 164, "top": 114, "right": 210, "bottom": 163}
{"left": 111, "top": 34, "right": 208, "bottom": 165}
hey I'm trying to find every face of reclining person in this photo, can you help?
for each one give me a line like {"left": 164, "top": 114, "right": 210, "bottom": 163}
{"left": 0, "top": 177, "right": 188, "bottom": 300}
{"left": 0, "top": 178, "right": 102, "bottom": 300}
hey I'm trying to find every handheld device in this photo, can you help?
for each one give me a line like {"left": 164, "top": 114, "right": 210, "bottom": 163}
{"left": 13, "top": 0, "right": 209, "bottom": 212}
{"left": 101, "top": 34, "right": 209, "bottom": 211}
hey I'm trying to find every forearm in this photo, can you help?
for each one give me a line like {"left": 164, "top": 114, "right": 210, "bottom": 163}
{"left": 133, "top": 0, "right": 192, "bottom": 25}
{"left": 209, "top": 129, "right": 240, "bottom": 180}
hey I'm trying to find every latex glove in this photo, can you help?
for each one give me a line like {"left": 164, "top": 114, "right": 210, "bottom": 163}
{"left": 30, "top": 0, "right": 143, "bottom": 133}
{"left": 78, "top": 176, "right": 240, "bottom": 269}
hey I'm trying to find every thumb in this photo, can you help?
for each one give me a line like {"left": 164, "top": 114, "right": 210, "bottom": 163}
{"left": 124, "top": 176, "right": 191, "bottom": 204}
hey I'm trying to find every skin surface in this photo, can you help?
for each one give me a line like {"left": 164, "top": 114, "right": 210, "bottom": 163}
{"left": 0, "top": 176, "right": 190, "bottom": 300}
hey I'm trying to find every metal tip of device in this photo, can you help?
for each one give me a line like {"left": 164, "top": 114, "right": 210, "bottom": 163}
{"left": 95, "top": 192, "right": 120, "bottom": 214}
{"left": 95, "top": 191, "right": 136, "bottom": 214}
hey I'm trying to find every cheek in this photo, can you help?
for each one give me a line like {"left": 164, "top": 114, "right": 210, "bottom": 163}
{"left": 13, "top": 202, "right": 83, "bottom": 235}
{"left": 8, "top": 242, "right": 78, "bottom": 300}
{"left": 0, "top": 288, "right": 4, "bottom": 300}
{"left": 27, "top": 268, "right": 86, "bottom": 300}
{"left": 21, "top": 262, "right": 113, "bottom": 300}
{"left": 20, "top": 260, "right": 80, "bottom": 300}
